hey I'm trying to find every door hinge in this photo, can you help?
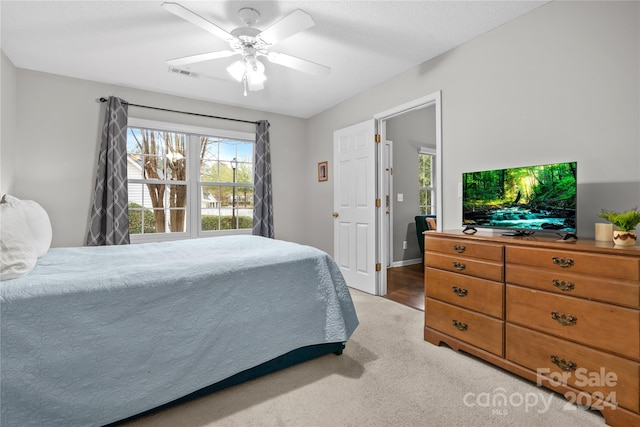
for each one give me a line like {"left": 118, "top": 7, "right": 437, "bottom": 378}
{"left": 375, "top": 263, "right": 382, "bottom": 272}
{"left": 375, "top": 198, "right": 381, "bottom": 208}
{"left": 375, "top": 134, "right": 381, "bottom": 143}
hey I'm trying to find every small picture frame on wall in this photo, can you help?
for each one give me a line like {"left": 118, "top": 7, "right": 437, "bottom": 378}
{"left": 318, "top": 161, "right": 328, "bottom": 182}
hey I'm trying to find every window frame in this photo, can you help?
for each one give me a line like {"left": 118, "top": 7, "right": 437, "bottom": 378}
{"left": 127, "top": 117, "right": 254, "bottom": 244}
{"left": 419, "top": 147, "right": 436, "bottom": 216}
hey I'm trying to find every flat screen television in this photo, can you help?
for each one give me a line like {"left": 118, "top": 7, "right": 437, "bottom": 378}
{"left": 462, "top": 161, "right": 577, "bottom": 237}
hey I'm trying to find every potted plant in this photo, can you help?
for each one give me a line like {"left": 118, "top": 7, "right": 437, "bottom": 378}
{"left": 598, "top": 208, "right": 640, "bottom": 245}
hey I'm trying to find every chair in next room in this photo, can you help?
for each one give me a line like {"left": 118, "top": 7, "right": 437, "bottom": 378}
{"left": 415, "top": 215, "right": 437, "bottom": 264}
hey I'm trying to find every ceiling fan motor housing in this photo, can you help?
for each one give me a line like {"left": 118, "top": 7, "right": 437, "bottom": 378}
{"left": 237, "top": 7, "right": 260, "bottom": 27}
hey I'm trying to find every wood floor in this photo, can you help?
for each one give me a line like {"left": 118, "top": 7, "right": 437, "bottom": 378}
{"left": 384, "top": 263, "right": 424, "bottom": 311}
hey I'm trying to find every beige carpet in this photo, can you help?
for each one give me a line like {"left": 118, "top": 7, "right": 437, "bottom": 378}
{"left": 122, "top": 289, "right": 606, "bottom": 427}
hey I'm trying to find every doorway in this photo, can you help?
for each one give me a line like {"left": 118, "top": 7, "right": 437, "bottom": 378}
{"left": 375, "top": 92, "right": 442, "bottom": 296}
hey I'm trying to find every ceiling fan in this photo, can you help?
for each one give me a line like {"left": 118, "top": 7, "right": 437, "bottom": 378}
{"left": 162, "top": 2, "right": 331, "bottom": 96}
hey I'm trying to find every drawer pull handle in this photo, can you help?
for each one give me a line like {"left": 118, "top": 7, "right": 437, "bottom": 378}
{"left": 552, "top": 257, "right": 574, "bottom": 268}
{"left": 452, "top": 286, "right": 468, "bottom": 297}
{"left": 550, "top": 355, "right": 577, "bottom": 371}
{"left": 453, "top": 244, "right": 466, "bottom": 253}
{"left": 551, "top": 311, "right": 577, "bottom": 326}
{"left": 452, "top": 262, "right": 466, "bottom": 271}
{"left": 552, "top": 279, "right": 575, "bottom": 292}
{"left": 452, "top": 319, "right": 468, "bottom": 331}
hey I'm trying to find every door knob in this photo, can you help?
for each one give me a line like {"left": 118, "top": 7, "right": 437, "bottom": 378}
{"left": 332, "top": 212, "right": 339, "bottom": 218}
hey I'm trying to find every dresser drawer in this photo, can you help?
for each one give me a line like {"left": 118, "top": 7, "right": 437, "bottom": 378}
{"left": 506, "top": 285, "right": 640, "bottom": 360}
{"left": 506, "top": 264, "right": 640, "bottom": 308}
{"left": 426, "top": 268, "right": 504, "bottom": 318}
{"left": 426, "top": 252, "right": 503, "bottom": 282}
{"left": 506, "top": 246, "right": 640, "bottom": 281}
{"left": 425, "top": 237, "right": 503, "bottom": 262}
{"left": 507, "top": 324, "right": 639, "bottom": 412}
{"left": 426, "top": 298, "right": 504, "bottom": 356}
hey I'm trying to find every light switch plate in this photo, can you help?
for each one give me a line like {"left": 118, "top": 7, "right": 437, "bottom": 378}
{"left": 397, "top": 193, "right": 403, "bottom": 202}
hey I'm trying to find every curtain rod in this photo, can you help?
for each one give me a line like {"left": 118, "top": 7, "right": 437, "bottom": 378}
{"left": 99, "top": 97, "right": 259, "bottom": 125}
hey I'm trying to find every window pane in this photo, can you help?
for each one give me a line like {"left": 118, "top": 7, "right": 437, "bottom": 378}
{"left": 168, "top": 208, "right": 187, "bottom": 232}
{"left": 200, "top": 138, "right": 221, "bottom": 181}
{"left": 200, "top": 184, "right": 253, "bottom": 231}
{"left": 419, "top": 189, "right": 435, "bottom": 216}
{"left": 127, "top": 128, "right": 187, "bottom": 182}
{"left": 128, "top": 184, "right": 187, "bottom": 235}
{"left": 236, "top": 160, "right": 253, "bottom": 184}
{"left": 236, "top": 186, "right": 253, "bottom": 230}
{"left": 201, "top": 185, "right": 221, "bottom": 231}
{"left": 144, "top": 183, "right": 164, "bottom": 209}
{"left": 236, "top": 187, "right": 253, "bottom": 208}
{"left": 419, "top": 153, "right": 432, "bottom": 187}
{"left": 128, "top": 202, "right": 157, "bottom": 234}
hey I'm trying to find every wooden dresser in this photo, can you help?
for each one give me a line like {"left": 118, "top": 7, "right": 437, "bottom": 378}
{"left": 424, "top": 230, "right": 640, "bottom": 426}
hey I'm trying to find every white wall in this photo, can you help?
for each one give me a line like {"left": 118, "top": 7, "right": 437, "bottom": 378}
{"left": 305, "top": 0, "right": 640, "bottom": 254}
{"left": 5, "top": 1, "right": 639, "bottom": 252}
{"left": 13, "top": 70, "right": 307, "bottom": 247}
{"left": 1, "top": 52, "right": 17, "bottom": 195}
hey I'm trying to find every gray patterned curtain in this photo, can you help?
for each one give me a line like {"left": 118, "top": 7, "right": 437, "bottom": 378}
{"left": 86, "top": 96, "right": 130, "bottom": 246}
{"left": 252, "top": 120, "right": 273, "bottom": 238}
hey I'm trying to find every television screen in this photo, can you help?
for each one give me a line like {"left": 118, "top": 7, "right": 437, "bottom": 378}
{"left": 462, "top": 161, "right": 577, "bottom": 235}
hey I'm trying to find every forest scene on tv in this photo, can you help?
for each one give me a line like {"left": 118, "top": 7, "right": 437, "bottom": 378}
{"left": 463, "top": 162, "right": 577, "bottom": 233}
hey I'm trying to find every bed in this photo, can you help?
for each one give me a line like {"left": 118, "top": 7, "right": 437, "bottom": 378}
{"left": 0, "top": 235, "right": 359, "bottom": 426}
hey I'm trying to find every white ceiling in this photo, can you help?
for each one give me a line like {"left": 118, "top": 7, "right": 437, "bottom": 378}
{"left": 1, "top": 1, "right": 547, "bottom": 118}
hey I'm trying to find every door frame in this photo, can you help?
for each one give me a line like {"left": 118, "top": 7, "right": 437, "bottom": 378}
{"left": 374, "top": 91, "right": 443, "bottom": 296}
{"left": 383, "top": 140, "right": 394, "bottom": 269}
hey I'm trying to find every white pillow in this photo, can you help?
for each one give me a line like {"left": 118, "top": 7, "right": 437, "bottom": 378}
{"left": 0, "top": 198, "right": 38, "bottom": 280}
{"left": 2, "top": 194, "right": 52, "bottom": 258}
{"left": 20, "top": 200, "right": 52, "bottom": 257}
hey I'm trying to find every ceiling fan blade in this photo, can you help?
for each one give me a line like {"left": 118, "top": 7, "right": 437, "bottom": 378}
{"left": 162, "top": 2, "right": 235, "bottom": 42}
{"left": 267, "top": 52, "right": 330, "bottom": 77}
{"left": 258, "top": 9, "right": 314, "bottom": 46}
{"left": 167, "top": 50, "right": 237, "bottom": 66}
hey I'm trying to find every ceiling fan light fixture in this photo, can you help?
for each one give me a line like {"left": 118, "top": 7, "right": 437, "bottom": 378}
{"left": 228, "top": 58, "right": 266, "bottom": 93}
{"left": 227, "top": 60, "right": 246, "bottom": 82}
{"left": 247, "top": 59, "right": 266, "bottom": 82}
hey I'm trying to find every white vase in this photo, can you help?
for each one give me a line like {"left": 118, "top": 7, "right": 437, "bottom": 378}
{"left": 612, "top": 230, "right": 637, "bottom": 246}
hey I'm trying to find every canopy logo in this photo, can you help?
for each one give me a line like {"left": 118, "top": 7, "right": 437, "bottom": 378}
{"left": 462, "top": 387, "right": 555, "bottom": 415}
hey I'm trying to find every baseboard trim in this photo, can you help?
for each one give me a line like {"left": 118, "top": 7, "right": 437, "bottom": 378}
{"left": 391, "top": 258, "right": 422, "bottom": 268}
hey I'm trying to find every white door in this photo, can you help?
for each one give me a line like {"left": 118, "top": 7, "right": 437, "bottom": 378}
{"left": 333, "top": 120, "right": 378, "bottom": 294}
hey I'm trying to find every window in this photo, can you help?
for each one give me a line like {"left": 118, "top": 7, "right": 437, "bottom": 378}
{"left": 126, "top": 118, "right": 254, "bottom": 242}
{"left": 419, "top": 149, "right": 436, "bottom": 215}
{"left": 200, "top": 138, "right": 254, "bottom": 232}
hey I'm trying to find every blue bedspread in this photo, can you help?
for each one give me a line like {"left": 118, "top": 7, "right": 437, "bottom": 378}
{"left": 1, "top": 236, "right": 358, "bottom": 426}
